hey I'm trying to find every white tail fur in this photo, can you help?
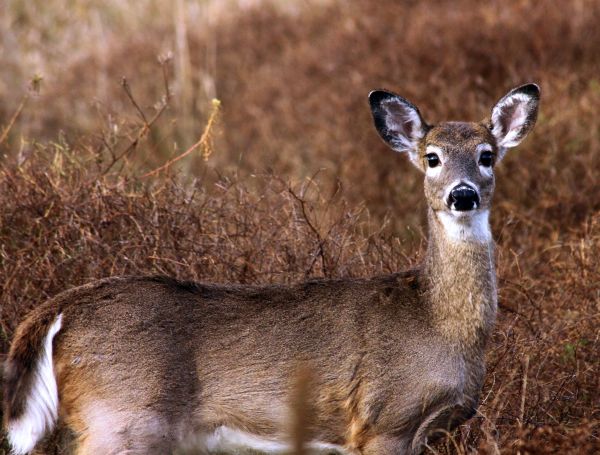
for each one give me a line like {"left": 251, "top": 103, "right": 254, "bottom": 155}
{"left": 7, "top": 314, "right": 62, "bottom": 455}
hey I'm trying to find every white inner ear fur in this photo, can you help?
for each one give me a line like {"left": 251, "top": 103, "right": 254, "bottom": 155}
{"left": 425, "top": 145, "right": 444, "bottom": 177}
{"left": 382, "top": 99, "right": 424, "bottom": 161}
{"left": 491, "top": 92, "right": 532, "bottom": 150}
{"left": 476, "top": 143, "right": 494, "bottom": 178}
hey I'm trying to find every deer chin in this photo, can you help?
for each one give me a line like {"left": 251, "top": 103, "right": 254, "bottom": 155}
{"left": 436, "top": 209, "right": 491, "bottom": 243}
{"left": 448, "top": 206, "right": 481, "bottom": 217}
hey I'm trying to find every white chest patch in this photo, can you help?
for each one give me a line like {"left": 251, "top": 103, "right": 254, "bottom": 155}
{"left": 437, "top": 210, "right": 491, "bottom": 243}
{"left": 202, "top": 426, "right": 348, "bottom": 454}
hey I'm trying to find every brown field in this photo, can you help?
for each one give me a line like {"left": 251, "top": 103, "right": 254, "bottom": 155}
{"left": 0, "top": 0, "right": 598, "bottom": 453}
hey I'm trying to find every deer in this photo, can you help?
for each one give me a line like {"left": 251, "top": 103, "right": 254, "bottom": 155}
{"left": 2, "top": 83, "right": 539, "bottom": 455}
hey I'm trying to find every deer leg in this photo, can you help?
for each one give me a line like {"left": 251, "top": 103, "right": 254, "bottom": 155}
{"left": 71, "top": 402, "right": 175, "bottom": 455}
{"left": 410, "top": 403, "right": 476, "bottom": 454}
{"left": 74, "top": 427, "right": 175, "bottom": 455}
{"left": 360, "top": 434, "right": 412, "bottom": 455}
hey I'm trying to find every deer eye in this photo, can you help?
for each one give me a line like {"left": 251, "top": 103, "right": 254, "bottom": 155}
{"left": 479, "top": 151, "right": 494, "bottom": 167}
{"left": 425, "top": 153, "right": 440, "bottom": 168}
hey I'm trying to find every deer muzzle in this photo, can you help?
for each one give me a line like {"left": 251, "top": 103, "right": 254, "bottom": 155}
{"left": 448, "top": 184, "right": 480, "bottom": 211}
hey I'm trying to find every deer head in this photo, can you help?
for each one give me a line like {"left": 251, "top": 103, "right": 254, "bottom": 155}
{"left": 368, "top": 84, "right": 540, "bottom": 241}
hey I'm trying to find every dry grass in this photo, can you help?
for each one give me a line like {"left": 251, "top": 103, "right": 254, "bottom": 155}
{"left": 1, "top": 0, "right": 599, "bottom": 453}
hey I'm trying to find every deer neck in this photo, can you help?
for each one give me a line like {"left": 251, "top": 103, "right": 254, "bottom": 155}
{"left": 423, "top": 208, "right": 498, "bottom": 350}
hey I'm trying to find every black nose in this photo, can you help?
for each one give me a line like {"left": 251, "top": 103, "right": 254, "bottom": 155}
{"left": 448, "top": 185, "right": 480, "bottom": 211}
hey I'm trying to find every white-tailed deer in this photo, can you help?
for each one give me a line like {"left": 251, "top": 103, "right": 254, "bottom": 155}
{"left": 3, "top": 84, "right": 539, "bottom": 455}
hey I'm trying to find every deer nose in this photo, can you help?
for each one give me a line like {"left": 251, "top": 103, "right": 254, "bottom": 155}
{"left": 448, "top": 184, "right": 480, "bottom": 211}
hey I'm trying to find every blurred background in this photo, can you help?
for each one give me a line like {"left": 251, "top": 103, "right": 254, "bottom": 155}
{"left": 2, "top": 0, "right": 598, "bottom": 230}
{"left": 0, "top": 0, "right": 598, "bottom": 453}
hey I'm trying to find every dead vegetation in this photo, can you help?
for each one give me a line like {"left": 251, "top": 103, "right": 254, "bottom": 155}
{"left": 0, "top": 0, "right": 598, "bottom": 453}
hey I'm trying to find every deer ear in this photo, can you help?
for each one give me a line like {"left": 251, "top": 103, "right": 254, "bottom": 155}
{"left": 490, "top": 83, "right": 540, "bottom": 157}
{"left": 369, "top": 90, "right": 428, "bottom": 165}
